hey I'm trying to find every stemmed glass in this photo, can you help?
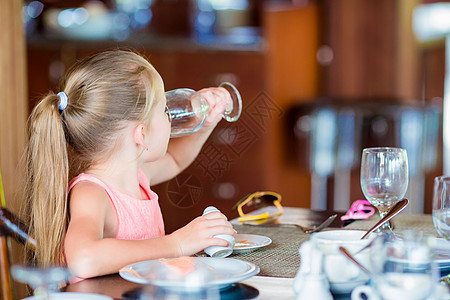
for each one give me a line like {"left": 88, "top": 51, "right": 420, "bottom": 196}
{"left": 165, "top": 82, "right": 242, "bottom": 138}
{"left": 432, "top": 176, "right": 450, "bottom": 240}
{"left": 360, "top": 147, "right": 409, "bottom": 231}
{"left": 11, "top": 265, "right": 71, "bottom": 299}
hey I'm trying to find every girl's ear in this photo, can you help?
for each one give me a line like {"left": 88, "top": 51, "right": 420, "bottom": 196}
{"left": 133, "top": 123, "right": 147, "bottom": 148}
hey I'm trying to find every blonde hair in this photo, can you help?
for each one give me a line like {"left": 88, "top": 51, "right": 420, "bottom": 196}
{"left": 25, "top": 50, "right": 160, "bottom": 266}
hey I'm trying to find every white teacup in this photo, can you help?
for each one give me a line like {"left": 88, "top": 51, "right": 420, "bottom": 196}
{"left": 311, "top": 230, "right": 375, "bottom": 294}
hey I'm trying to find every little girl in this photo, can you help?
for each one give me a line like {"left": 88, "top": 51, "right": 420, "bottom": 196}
{"left": 25, "top": 49, "right": 236, "bottom": 279}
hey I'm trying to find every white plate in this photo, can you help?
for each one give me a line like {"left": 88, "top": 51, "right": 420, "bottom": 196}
{"left": 24, "top": 292, "right": 113, "bottom": 300}
{"left": 435, "top": 238, "right": 450, "bottom": 272}
{"left": 119, "top": 257, "right": 259, "bottom": 290}
{"left": 233, "top": 234, "right": 272, "bottom": 254}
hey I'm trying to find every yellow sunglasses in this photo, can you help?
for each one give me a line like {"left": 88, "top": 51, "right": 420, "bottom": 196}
{"left": 232, "top": 191, "right": 283, "bottom": 222}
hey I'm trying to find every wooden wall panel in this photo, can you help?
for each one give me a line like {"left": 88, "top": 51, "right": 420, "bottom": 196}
{"left": 0, "top": 0, "right": 28, "bottom": 298}
{"left": 262, "top": 3, "right": 320, "bottom": 207}
{"left": 396, "top": 0, "right": 421, "bottom": 99}
{"left": 0, "top": 0, "right": 28, "bottom": 299}
{"left": 322, "top": 0, "right": 421, "bottom": 100}
{"left": 322, "top": 0, "right": 421, "bottom": 99}
{"left": 0, "top": 2, "right": 28, "bottom": 212}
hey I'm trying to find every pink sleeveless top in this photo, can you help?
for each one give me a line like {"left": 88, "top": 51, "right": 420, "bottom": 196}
{"left": 69, "top": 170, "right": 165, "bottom": 239}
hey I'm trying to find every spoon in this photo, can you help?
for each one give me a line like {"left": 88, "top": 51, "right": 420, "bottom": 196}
{"left": 338, "top": 246, "right": 371, "bottom": 274}
{"left": 360, "top": 198, "right": 409, "bottom": 239}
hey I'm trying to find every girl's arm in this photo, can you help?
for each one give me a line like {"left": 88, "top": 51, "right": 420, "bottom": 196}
{"left": 64, "top": 182, "right": 235, "bottom": 279}
{"left": 143, "top": 87, "right": 231, "bottom": 185}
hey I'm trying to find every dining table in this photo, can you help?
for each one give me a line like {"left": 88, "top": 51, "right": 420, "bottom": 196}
{"left": 63, "top": 206, "right": 441, "bottom": 300}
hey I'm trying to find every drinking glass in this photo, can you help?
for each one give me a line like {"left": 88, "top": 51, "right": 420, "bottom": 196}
{"left": 352, "top": 231, "right": 438, "bottom": 300}
{"left": 11, "top": 265, "right": 71, "bottom": 299}
{"left": 432, "top": 176, "right": 450, "bottom": 240}
{"left": 360, "top": 147, "right": 408, "bottom": 231}
{"left": 165, "top": 82, "right": 242, "bottom": 138}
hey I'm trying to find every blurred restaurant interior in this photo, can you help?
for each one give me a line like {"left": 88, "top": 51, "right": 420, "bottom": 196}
{"left": 1, "top": 0, "right": 450, "bottom": 235}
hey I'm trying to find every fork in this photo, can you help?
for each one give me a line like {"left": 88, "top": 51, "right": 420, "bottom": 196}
{"left": 243, "top": 214, "right": 337, "bottom": 233}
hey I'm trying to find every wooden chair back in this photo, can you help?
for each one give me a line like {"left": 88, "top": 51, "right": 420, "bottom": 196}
{"left": 0, "top": 170, "right": 36, "bottom": 300}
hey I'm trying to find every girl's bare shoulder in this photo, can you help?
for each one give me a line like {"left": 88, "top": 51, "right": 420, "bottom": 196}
{"left": 69, "top": 180, "right": 110, "bottom": 211}
{"left": 68, "top": 180, "right": 117, "bottom": 237}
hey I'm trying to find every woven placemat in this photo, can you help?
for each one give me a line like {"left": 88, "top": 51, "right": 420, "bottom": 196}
{"left": 344, "top": 214, "right": 438, "bottom": 237}
{"left": 228, "top": 214, "right": 437, "bottom": 278}
{"left": 230, "top": 225, "right": 309, "bottom": 278}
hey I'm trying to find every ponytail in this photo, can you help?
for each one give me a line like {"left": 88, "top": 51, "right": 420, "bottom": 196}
{"left": 26, "top": 93, "right": 69, "bottom": 266}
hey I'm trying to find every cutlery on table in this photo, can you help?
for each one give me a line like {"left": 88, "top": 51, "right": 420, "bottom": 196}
{"left": 338, "top": 246, "right": 371, "bottom": 275}
{"left": 243, "top": 214, "right": 337, "bottom": 234}
{"left": 351, "top": 198, "right": 409, "bottom": 256}
{"left": 360, "top": 198, "right": 409, "bottom": 239}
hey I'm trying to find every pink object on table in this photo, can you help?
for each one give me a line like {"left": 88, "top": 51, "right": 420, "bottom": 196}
{"left": 340, "top": 200, "right": 375, "bottom": 221}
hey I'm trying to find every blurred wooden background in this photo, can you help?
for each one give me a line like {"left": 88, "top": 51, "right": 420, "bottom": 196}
{"left": 1, "top": 0, "right": 447, "bottom": 297}
{"left": 15, "top": 0, "right": 448, "bottom": 231}
{"left": 1, "top": 4, "right": 447, "bottom": 296}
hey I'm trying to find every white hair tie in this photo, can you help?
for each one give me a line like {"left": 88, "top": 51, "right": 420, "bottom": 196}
{"left": 57, "top": 91, "right": 68, "bottom": 111}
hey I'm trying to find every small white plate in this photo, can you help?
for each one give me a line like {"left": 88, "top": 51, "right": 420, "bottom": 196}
{"left": 24, "top": 292, "right": 113, "bottom": 300}
{"left": 233, "top": 234, "right": 272, "bottom": 254}
{"left": 120, "top": 257, "right": 259, "bottom": 290}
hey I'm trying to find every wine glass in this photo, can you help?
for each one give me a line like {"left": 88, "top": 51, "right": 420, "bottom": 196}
{"left": 432, "top": 176, "right": 450, "bottom": 240}
{"left": 165, "top": 82, "right": 242, "bottom": 138}
{"left": 360, "top": 147, "right": 408, "bottom": 231}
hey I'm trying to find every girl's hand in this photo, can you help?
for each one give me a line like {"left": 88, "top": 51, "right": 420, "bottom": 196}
{"left": 168, "top": 211, "right": 236, "bottom": 256}
{"left": 197, "top": 87, "right": 232, "bottom": 131}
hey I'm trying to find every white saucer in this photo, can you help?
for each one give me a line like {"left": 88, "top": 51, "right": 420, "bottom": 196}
{"left": 120, "top": 257, "right": 260, "bottom": 290}
{"left": 233, "top": 234, "right": 272, "bottom": 254}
